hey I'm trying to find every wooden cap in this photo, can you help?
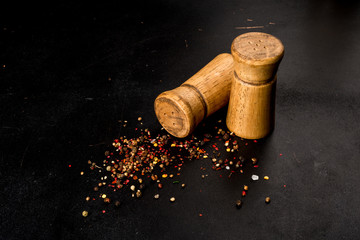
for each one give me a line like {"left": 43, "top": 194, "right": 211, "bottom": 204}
{"left": 154, "top": 86, "right": 206, "bottom": 138}
{"left": 231, "top": 32, "right": 284, "bottom": 84}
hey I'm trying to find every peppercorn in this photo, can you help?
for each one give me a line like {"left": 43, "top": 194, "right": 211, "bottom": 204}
{"left": 151, "top": 174, "right": 158, "bottom": 181}
{"left": 82, "top": 211, "right": 88, "bottom": 217}
{"left": 265, "top": 197, "right": 271, "bottom": 203}
{"left": 136, "top": 190, "right": 142, "bottom": 198}
{"left": 251, "top": 175, "right": 259, "bottom": 181}
{"left": 235, "top": 200, "right": 242, "bottom": 209}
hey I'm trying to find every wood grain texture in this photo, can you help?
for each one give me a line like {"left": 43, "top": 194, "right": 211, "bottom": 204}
{"left": 231, "top": 32, "right": 284, "bottom": 84}
{"left": 226, "top": 32, "right": 284, "bottom": 139}
{"left": 154, "top": 53, "right": 233, "bottom": 138}
{"left": 226, "top": 74, "right": 276, "bottom": 139}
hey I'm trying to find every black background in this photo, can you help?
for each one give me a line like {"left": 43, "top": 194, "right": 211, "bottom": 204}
{"left": 1, "top": 0, "right": 360, "bottom": 239}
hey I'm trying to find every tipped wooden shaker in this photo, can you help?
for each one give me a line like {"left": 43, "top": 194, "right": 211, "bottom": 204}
{"left": 226, "top": 32, "right": 284, "bottom": 139}
{"left": 154, "top": 53, "right": 234, "bottom": 138}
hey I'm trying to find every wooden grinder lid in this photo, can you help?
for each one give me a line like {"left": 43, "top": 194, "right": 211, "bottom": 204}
{"left": 154, "top": 86, "right": 205, "bottom": 138}
{"left": 231, "top": 32, "right": 284, "bottom": 84}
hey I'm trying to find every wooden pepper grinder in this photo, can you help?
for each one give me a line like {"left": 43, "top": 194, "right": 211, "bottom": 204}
{"left": 226, "top": 32, "right": 284, "bottom": 139}
{"left": 154, "top": 53, "right": 234, "bottom": 138}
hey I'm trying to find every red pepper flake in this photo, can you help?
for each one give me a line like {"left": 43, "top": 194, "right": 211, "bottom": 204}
{"left": 284, "top": 185, "right": 286, "bottom": 188}
{"left": 219, "top": 175, "right": 222, "bottom": 178}
{"left": 114, "top": 139, "right": 119, "bottom": 143}
{"left": 242, "top": 190, "right": 246, "bottom": 196}
{"left": 253, "top": 165, "right": 259, "bottom": 168}
{"left": 102, "top": 210, "right": 106, "bottom": 214}
{"left": 253, "top": 140, "right": 257, "bottom": 143}
{"left": 199, "top": 213, "right": 203, "bottom": 217}
{"left": 68, "top": 165, "right": 71, "bottom": 168}
{"left": 280, "top": 153, "right": 283, "bottom": 156}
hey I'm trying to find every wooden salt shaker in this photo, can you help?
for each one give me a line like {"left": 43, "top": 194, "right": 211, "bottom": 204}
{"left": 154, "top": 53, "right": 234, "bottom": 138}
{"left": 226, "top": 32, "right": 284, "bottom": 139}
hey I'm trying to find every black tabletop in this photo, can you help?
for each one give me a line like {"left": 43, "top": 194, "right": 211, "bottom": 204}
{"left": 1, "top": 1, "right": 360, "bottom": 239}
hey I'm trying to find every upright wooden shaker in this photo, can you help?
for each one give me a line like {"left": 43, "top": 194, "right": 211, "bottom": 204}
{"left": 154, "top": 53, "right": 234, "bottom": 138}
{"left": 226, "top": 32, "right": 284, "bottom": 139}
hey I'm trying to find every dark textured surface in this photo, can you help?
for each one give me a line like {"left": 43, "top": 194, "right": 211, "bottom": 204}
{"left": 1, "top": 1, "right": 360, "bottom": 239}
